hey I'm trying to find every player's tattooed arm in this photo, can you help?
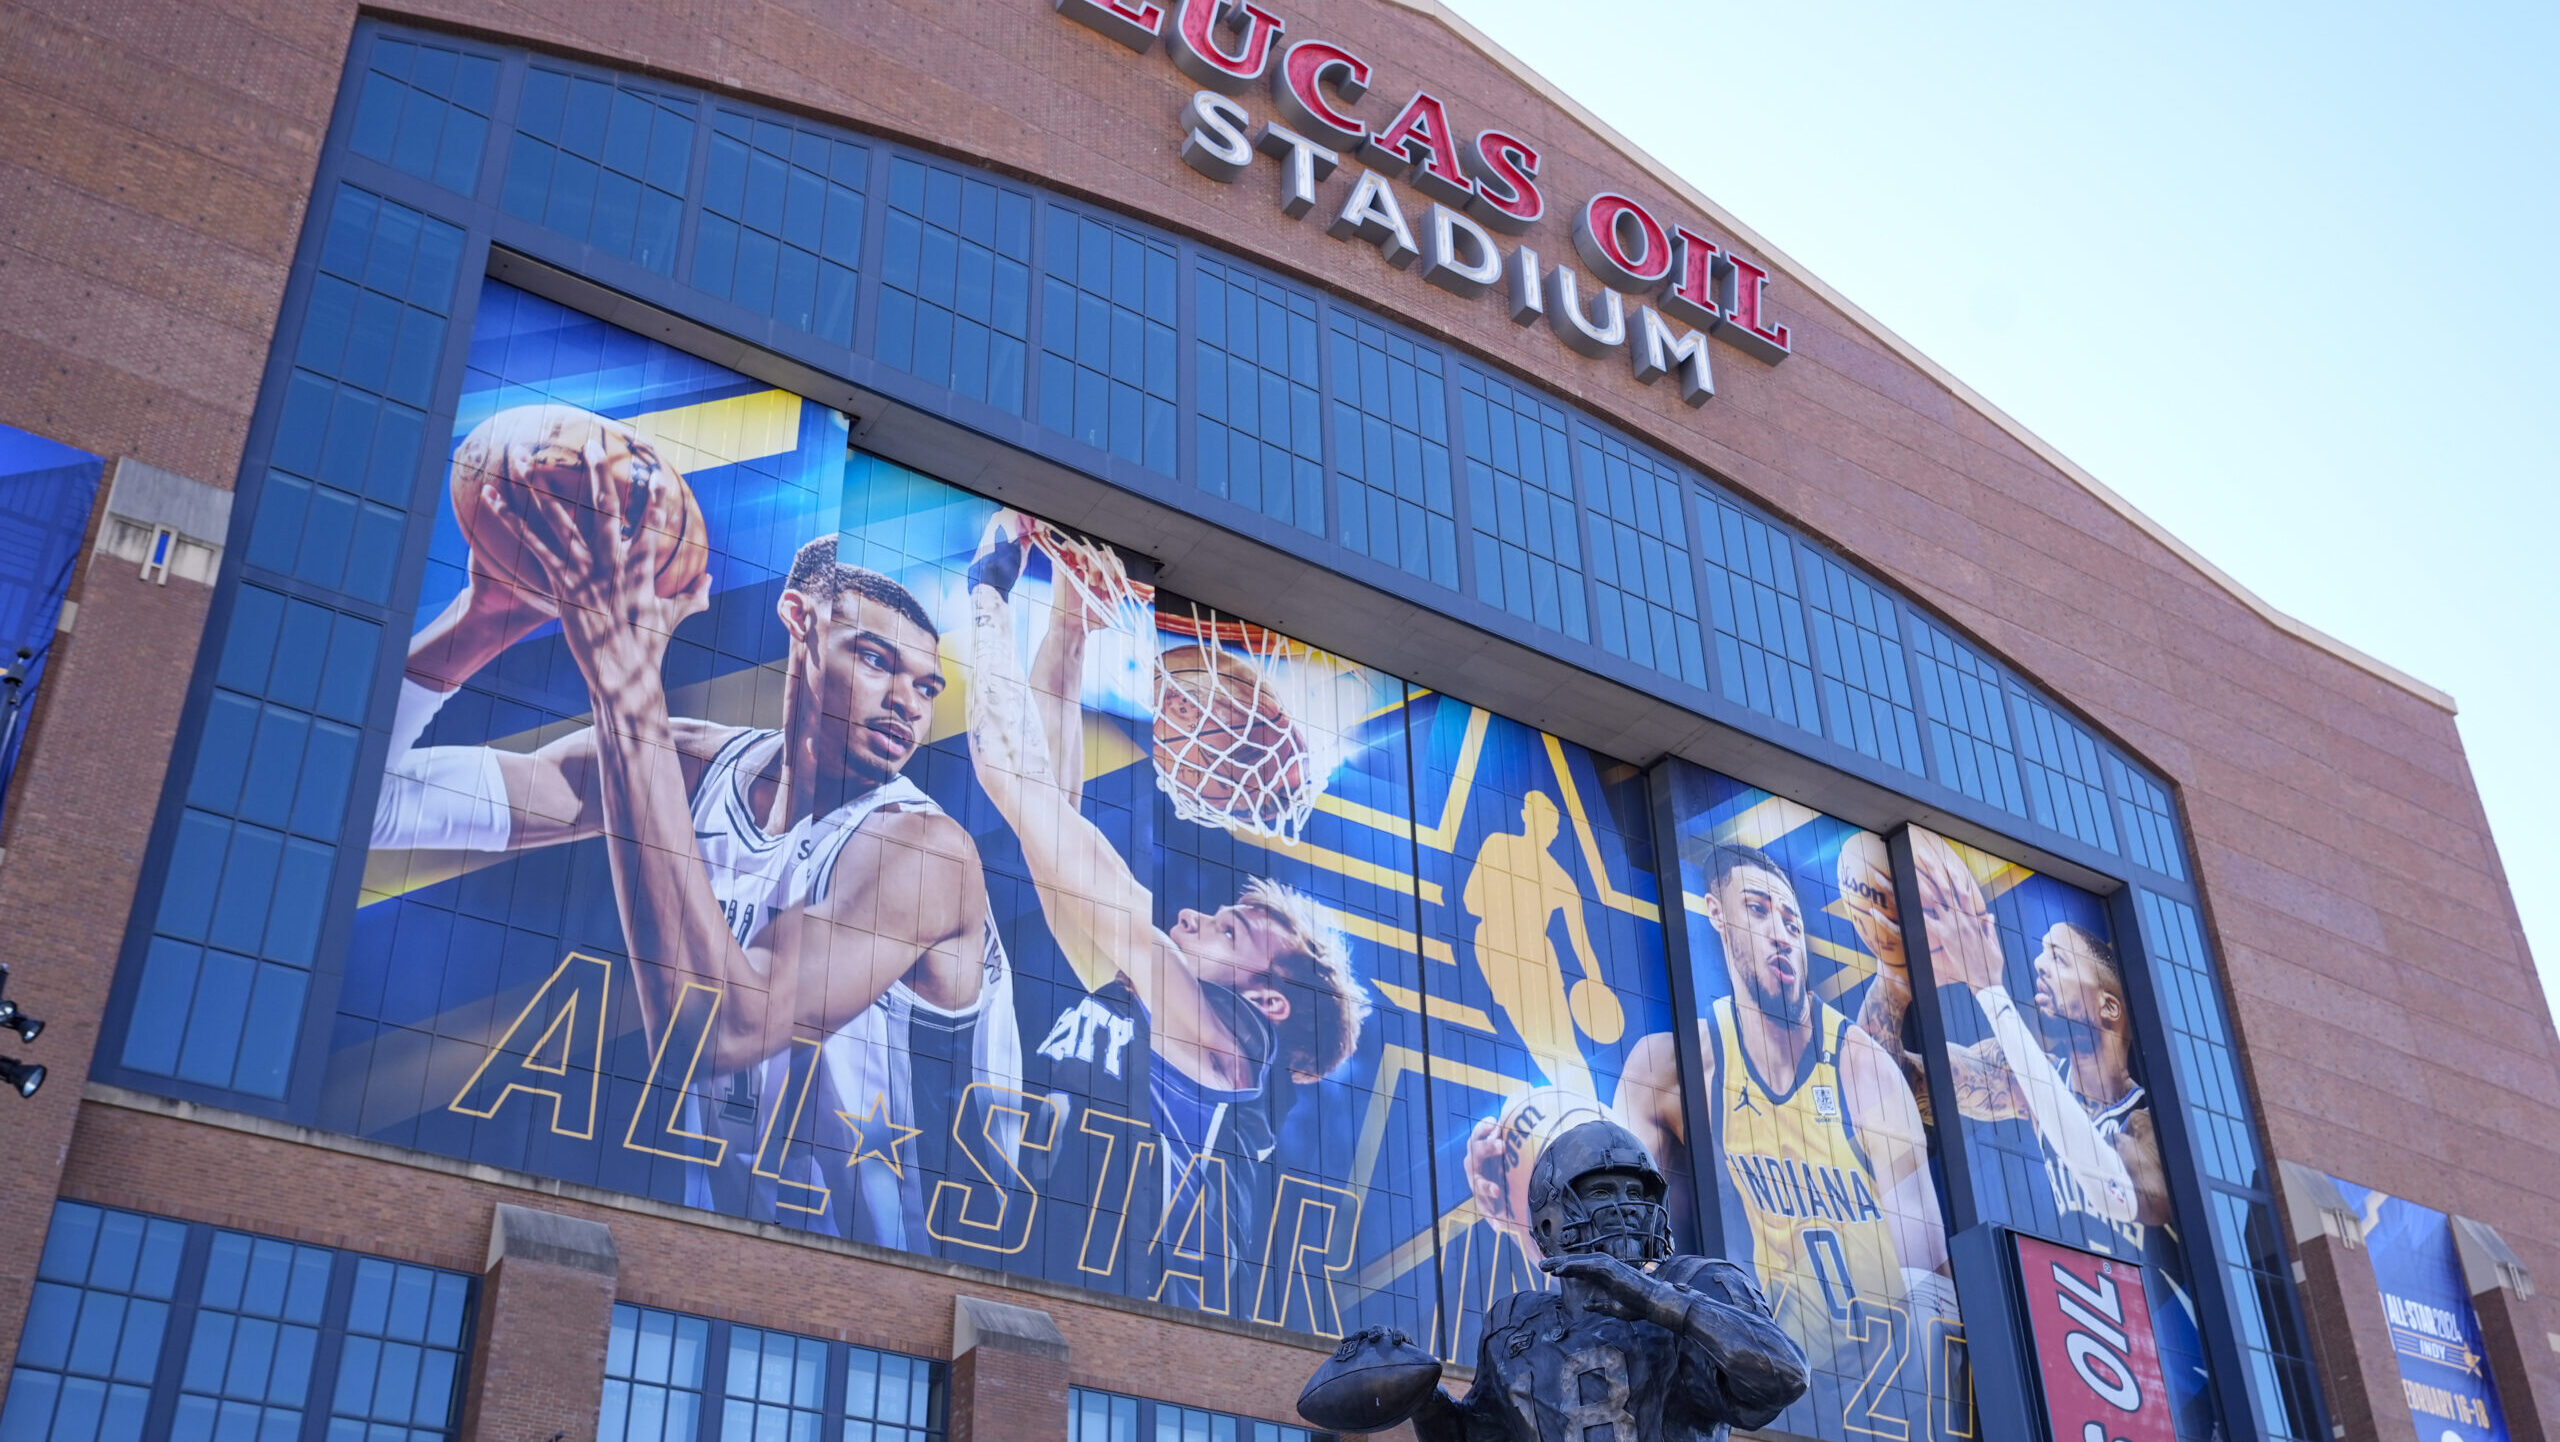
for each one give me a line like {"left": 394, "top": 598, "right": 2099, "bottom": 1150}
{"left": 2118, "top": 1104, "right": 2175, "bottom": 1227}
{"left": 1948, "top": 1037, "right": 2026, "bottom": 1122}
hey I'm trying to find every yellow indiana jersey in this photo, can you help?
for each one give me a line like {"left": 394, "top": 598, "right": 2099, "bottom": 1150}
{"left": 1704, "top": 996, "right": 1908, "bottom": 1354}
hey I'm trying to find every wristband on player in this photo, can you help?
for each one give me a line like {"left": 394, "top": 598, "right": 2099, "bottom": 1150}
{"left": 966, "top": 531, "right": 1028, "bottom": 599}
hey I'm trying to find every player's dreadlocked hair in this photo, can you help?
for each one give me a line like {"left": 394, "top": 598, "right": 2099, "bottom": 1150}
{"left": 1238, "top": 877, "right": 1369, "bottom": 1080}
{"left": 785, "top": 535, "right": 939, "bottom": 639}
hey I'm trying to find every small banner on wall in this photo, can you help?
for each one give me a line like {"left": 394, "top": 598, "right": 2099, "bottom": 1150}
{"left": 2327, "top": 1175, "right": 2509, "bottom": 1442}
{"left": 2016, "top": 1233, "right": 2178, "bottom": 1442}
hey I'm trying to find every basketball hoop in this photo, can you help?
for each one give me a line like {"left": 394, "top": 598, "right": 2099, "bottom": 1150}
{"left": 1153, "top": 599, "right": 1325, "bottom": 845}
{"left": 1026, "top": 525, "right": 1332, "bottom": 845}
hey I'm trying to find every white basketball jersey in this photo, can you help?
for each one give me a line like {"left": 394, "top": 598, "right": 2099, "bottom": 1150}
{"left": 682, "top": 728, "right": 1022, "bottom": 1250}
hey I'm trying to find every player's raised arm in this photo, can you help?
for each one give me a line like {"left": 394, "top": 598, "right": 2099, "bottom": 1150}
{"left": 1839, "top": 1022, "right": 1954, "bottom": 1286}
{"left": 963, "top": 520, "right": 1212, "bottom": 1020}
{"left": 478, "top": 436, "right": 781, "bottom": 1060}
{"left": 1609, "top": 1029, "right": 1688, "bottom": 1168}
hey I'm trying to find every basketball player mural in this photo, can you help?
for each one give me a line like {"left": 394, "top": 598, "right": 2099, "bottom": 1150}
{"left": 1910, "top": 826, "right": 2214, "bottom": 1430}
{"left": 1908, "top": 827, "right": 2149, "bottom": 1229}
{"left": 962, "top": 509, "right": 1368, "bottom": 1306}
{"left": 373, "top": 403, "right": 1021, "bottom": 1248}
{"left": 1614, "top": 841, "right": 1959, "bottom": 1419}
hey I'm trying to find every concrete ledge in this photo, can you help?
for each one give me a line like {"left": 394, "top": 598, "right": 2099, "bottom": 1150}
{"left": 2452, "top": 1215, "right": 2533, "bottom": 1299}
{"left": 95, "top": 458, "right": 229, "bottom": 585}
{"left": 954, "top": 1295, "right": 1069, "bottom": 1362}
{"left": 489, "top": 1201, "right": 620, "bottom": 1277}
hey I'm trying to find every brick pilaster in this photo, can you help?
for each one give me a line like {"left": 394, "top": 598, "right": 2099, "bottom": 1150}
{"left": 458, "top": 1203, "right": 621, "bottom": 1442}
{"left": 2278, "top": 1161, "right": 2416, "bottom": 1442}
{"left": 949, "top": 1294, "right": 1068, "bottom": 1442}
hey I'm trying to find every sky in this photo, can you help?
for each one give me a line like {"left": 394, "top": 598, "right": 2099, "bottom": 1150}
{"left": 1440, "top": 0, "right": 2560, "bottom": 1020}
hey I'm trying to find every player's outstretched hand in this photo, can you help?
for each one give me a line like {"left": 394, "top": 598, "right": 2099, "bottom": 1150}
{"left": 487, "top": 437, "right": 708, "bottom": 689}
{"left": 1463, "top": 1117, "right": 1514, "bottom": 1224}
{"left": 1540, "top": 1253, "right": 1656, "bottom": 1321}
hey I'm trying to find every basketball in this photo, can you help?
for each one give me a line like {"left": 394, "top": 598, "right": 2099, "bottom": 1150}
{"left": 449, "top": 403, "right": 709, "bottom": 602}
{"left": 1153, "top": 642, "right": 1310, "bottom": 832}
{"left": 1296, "top": 1328, "right": 1442, "bottom": 1433}
{"left": 1482, "top": 1087, "right": 1617, "bottom": 1229}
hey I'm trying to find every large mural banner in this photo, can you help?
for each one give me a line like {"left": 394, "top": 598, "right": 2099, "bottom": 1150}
{"left": 328, "top": 279, "right": 1689, "bottom": 1348}
{"left": 1907, "top": 824, "right": 2214, "bottom": 1441}
{"left": 1664, "top": 762, "right": 1968, "bottom": 1442}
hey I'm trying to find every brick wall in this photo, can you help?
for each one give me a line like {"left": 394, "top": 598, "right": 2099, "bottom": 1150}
{"left": 0, "top": 0, "right": 2553, "bottom": 1426}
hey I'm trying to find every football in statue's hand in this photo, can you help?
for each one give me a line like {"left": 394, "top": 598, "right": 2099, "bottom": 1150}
{"left": 1296, "top": 1327, "right": 1443, "bottom": 1433}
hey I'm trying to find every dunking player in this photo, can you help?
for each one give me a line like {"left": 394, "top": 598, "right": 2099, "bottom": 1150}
{"left": 371, "top": 408, "right": 1018, "bottom": 1249}
{"left": 963, "top": 511, "right": 1366, "bottom": 1305}
{"left": 1614, "top": 843, "right": 1957, "bottom": 1419}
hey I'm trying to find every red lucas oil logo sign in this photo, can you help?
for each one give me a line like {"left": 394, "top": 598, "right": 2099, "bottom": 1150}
{"left": 1052, "top": 0, "right": 1790, "bottom": 408}
{"left": 2017, "top": 1234, "right": 2177, "bottom": 1442}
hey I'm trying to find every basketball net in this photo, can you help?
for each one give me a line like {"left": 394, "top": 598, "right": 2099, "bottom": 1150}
{"left": 1030, "top": 526, "right": 1335, "bottom": 846}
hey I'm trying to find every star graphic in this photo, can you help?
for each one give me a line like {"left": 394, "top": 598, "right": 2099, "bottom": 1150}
{"left": 837, "top": 1092, "right": 923, "bottom": 1178}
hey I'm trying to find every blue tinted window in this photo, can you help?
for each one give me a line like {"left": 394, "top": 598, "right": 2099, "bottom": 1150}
{"left": 1576, "top": 429, "right": 1702, "bottom": 688}
{"left": 1038, "top": 208, "right": 1175, "bottom": 473}
{"left": 600, "top": 1305, "right": 710, "bottom": 1442}
{"left": 2139, "top": 891, "right": 2257, "bottom": 1188}
{"left": 6, "top": 1202, "right": 185, "bottom": 1442}
{"left": 1067, "top": 1387, "right": 1318, "bottom": 1442}
{"left": 877, "top": 157, "right": 1031, "bottom": 413}
{"left": 1908, "top": 619, "right": 2025, "bottom": 813}
{"left": 1195, "top": 259, "right": 1322, "bottom": 532}
{"left": 141, "top": 184, "right": 461, "bottom": 1096}
{"left": 2011, "top": 690, "right": 2120, "bottom": 852}
{"left": 841, "top": 1345, "right": 944, "bottom": 1442}
{"left": 1335, "top": 318, "right": 1454, "bottom": 587}
{"left": 2111, "top": 756, "right": 2187, "bottom": 881}
{"left": 347, "top": 35, "right": 499, "bottom": 196}
{"left": 695, "top": 110, "right": 864, "bottom": 345}
{"left": 503, "top": 69, "right": 694, "bottom": 274}
{"left": 171, "top": 1232, "right": 333, "bottom": 1442}
{"left": 9, "top": 1204, "right": 471, "bottom": 1442}
{"left": 721, "top": 1328, "right": 826, "bottom": 1442}
{"left": 2210, "top": 1192, "right": 2323, "bottom": 1442}
{"left": 1799, "top": 550, "right": 1922, "bottom": 773}
{"left": 1696, "top": 493, "right": 1817, "bottom": 732}
{"left": 330, "top": 1259, "right": 472, "bottom": 1442}
{"left": 1459, "top": 368, "right": 1580, "bottom": 632}
{"left": 253, "top": 188, "right": 462, "bottom": 595}
{"left": 597, "top": 1304, "right": 946, "bottom": 1442}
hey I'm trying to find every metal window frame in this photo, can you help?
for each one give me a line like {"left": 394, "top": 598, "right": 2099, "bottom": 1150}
{"left": 24, "top": 1200, "right": 479, "bottom": 1442}
{"left": 606, "top": 1301, "right": 949, "bottom": 1442}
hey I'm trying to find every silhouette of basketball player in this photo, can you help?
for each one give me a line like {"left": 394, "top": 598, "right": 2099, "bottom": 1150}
{"left": 1461, "top": 792, "right": 1624, "bottom": 1100}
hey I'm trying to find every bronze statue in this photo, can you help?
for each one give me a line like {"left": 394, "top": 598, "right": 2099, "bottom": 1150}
{"left": 1300, "top": 1118, "right": 1809, "bottom": 1440}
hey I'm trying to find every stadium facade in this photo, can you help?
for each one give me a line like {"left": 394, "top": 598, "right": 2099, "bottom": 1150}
{"left": 0, "top": 2, "right": 2553, "bottom": 1439}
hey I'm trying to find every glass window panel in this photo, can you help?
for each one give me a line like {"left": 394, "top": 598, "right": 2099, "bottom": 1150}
{"left": 1799, "top": 548, "right": 1924, "bottom": 773}
{"left": 1576, "top": 428, "right": 1703, "bottom": 687}
{"left": 1034, "top": 207, "right": 1171, "bottom": 467}
{"left": 502, "top": 72, "right": 692, "bottom": 273}
{"left": 1696, "top": 492, "right": 1818, "bottom": 732}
